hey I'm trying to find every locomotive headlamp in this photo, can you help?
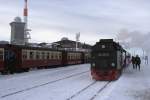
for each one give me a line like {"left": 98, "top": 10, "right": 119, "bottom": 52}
{"left": 111, "top": 63, "right": 115, "bottom": 67}
{"left": 102, "top": 45, "right": 105, "bottom": 48}
{"left": 92, "top": 63, "right": 95, "bottom": 67}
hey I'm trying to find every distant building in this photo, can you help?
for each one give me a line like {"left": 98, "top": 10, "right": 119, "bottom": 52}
{"left": 53, "top": 37, "right": 92, "bottom": 51}
{"left": 0, "top": 41, "right": 9, "bottom": 44}
{"left": 10, "top": 17, "right": 25, "bottom": 45}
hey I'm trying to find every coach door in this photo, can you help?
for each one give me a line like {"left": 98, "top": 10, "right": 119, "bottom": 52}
{"left": 4, "top": 50, "right": 16, "bottom": 73}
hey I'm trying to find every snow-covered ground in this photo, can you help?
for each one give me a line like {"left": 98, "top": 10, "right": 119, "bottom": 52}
{"left": 102, "top": 62, "right": 150, "bottom": 100}
{"left": 0, "top": 62, "right": 150, "bottom": 100}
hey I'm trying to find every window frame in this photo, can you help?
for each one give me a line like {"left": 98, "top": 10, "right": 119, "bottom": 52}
{"left": 0, "top": 48, "right": 4, "bottom": 60}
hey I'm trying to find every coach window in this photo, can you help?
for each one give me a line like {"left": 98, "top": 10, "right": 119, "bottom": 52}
{"left": 69, "top": 55, "right": 71, "bottom": 60}
{"left": 74, "top": 54, "right": 76, "bottom": 59}
{"left": 30, "top": 51, "right": 34, "bottom": 59}
{"left": 77, "top": 54, "right": 79, "bottom": 59}
{"left": 22, "top": 50, "right": 27, "bottom": 60}
{"left": 79, "top": 54, "right": 81, "bottom": 59}
{"left": 67, "top": 54, "right": 69, "bottom": 60}
{"left": 46, "top": 52, "right": 49, "bottom": 59}
{"left": 49, "top": 52, "right": 51, "bottom": 59}
{"left": 70, "top": 53, "right": 73, "bottom": 60}
{"left": 71, "top": 54, "right": 73, "bottom": 60}
{"left": 57, "top": 53, "right": 59, "bottom": 60}
{"left": 53, "top": 52, "right": 56, "bottom": 60}
{"left": 55, "top": 52, "right": 58, "bottom": 60}
{"left": 57, "top": 52, "right": 59, "bottom": 59}
{"left": 41, "top": 52, "right": 45, "bottom": 59}
{"left": 56, "top": 52, "right": 59, "bottom": 60}
{"left": 52, "top": 52, "right": 54, "bottom": 60}
{"left": 67, "top": 54, "right": 70, "bottom": 60}
{"left": 72, "top": 54, "right": 75, "bottom": 60}
{"left": 56, "top": 53, "right": 58, "bottom": 60}
{"left": 75, "top": 54, "right": 77, "bottom": 59}
{"left": 70, "top": 54, "right": 72, "bottom": 60}
{"left": 59, "top": 53, "right": 62, "bottom": 59}
{"left": 69, "top": 54, "right": 71, "bottom": 60}
{"left": 51, "top": 52, "right": 54, "bottom": 60}
{"left": 78, "top": 54, "right": 81, "bottom": 59}
{"left": 55, "top": 52, "right": 57, "bottom": 60}
{"left": 0, "top": 49, "right": 3, "bottom": 60}
{"left": 36, "top": 51, "right": 40, "bottom": 60}
{"left": 76, "top": 54, "right": 78, "bottom": 59}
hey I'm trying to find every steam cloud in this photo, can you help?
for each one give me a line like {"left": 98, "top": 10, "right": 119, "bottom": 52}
{"left": 117, "top": 29, "right": 150, "bottom": 55}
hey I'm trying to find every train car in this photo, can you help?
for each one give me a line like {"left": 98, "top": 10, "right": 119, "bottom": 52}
{"left": 20, "top": 46, "right": 63, "bottom": 70}
{"left": 0, "top": 45, "right": 5, "bottom": 72}
{"left": 83, "top": 52, "right": 91, "bottom": 63}
{"left": 62, "top": 51, "right": 84, "bottom": 66}
{"left": 0, "top": 44, "right": 90, "bottom": 74}
{"left": 0, "top": 44, "right": 17, "bottom": 74}
{"left": 0, "top": 44, "right": 63, "bottom": 74}
{"left": 91, "top": 39, "right": 128, "bottom": 81}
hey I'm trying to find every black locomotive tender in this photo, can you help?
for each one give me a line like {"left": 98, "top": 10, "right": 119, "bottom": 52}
{"left": 91, "top": 39, "right": 130, "bottom": 80}
{"left": 0, "top": 44, "right": 90, "bottom": 74}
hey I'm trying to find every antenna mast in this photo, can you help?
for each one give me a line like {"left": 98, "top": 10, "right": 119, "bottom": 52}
{"left": 24, "top": 0, "right": 31, "bottom": 44}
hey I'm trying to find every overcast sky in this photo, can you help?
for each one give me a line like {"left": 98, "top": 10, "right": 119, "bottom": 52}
{"left": 0, "top": 0, "right": 150, "bottom": 45}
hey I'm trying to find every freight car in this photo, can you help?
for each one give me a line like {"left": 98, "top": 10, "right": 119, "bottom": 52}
{"left": 0, "top": 44, "right": 91, "bottom": 74}
{"left": 91, "top": 39, "right": 130, "bottom": 81}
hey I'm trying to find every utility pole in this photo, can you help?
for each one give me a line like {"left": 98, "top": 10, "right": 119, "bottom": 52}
{"left": 76, "top": 32, "right": 80, "bottom": 51}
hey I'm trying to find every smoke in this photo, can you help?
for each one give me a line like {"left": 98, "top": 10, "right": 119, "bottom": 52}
{"left": 117, "top": 29, "right": 150, "bottom": 55}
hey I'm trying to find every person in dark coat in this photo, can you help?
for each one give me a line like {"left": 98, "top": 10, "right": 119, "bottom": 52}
{"left": 131, "top": 56, "right": 136, "bottom": 69}
{"left": 135, "top": 55, "right": 141, "bottom": 71}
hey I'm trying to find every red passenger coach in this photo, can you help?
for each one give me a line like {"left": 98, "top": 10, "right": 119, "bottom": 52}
{"left": 0, "top": 44, "right": 90, "bottom": 74}
{"left": 18, "top": 46, "right": 63, "bottom": 71}
{"left": 91, "top": 39, "right": 129, "bottom": 81}
{"left": 62, "top": 51, "right": 84, "bottom": 66}
{"left": 0, "top": 47, "right": 4, "bottom": 71}
{"left": 0, "top": 44, "right": 18, "bottom": 74}
{"left": 0, "top": 44, "right": 63, "bottom": 73}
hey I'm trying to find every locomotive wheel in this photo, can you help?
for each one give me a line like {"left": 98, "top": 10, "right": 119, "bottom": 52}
{"left": 9, "top": 70, "right": 14, "bottom": 74}
{"left": 23, "top": 68, "right": 29, "bottom": 72}
{"left": 1, "top": 70, "right": 9, "bottom": 75}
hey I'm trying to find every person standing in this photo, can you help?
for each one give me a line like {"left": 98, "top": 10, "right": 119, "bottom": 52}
{"left": 145, "top": 56, "right": 148, "bottom": 64}
{"left": 135, "top": 55, "right": 141, "bottom": 71}
{"left": 131, "top": 56, "right": 136, "bottom": 69}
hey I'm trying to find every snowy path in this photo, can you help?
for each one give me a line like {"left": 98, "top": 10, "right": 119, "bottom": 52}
{"left": 0, "top": 64, "right": 90, "bottom": 99}
{"left": 0, "top": 63, "right": 150, "bottom": 100}
{"left": 100, "top": 63, "right": 150, "bottom": 100}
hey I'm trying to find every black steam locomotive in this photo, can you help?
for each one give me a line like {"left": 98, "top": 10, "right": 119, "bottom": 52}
{"left": 91, "top": 39, "right": 130, "bottom": 81}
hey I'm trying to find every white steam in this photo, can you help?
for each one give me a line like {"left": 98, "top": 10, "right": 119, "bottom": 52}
{"left": 117, "top": 29, "right": 150, "bottom": 55}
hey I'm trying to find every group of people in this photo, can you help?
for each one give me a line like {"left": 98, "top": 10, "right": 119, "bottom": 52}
{"left": 131, "top": 55, "right": 141, "bottom": 71}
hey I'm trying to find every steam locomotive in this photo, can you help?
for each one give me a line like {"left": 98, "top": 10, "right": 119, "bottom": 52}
{"left": 0, "top": 44, "right": 90, "bottom": 74}
{"left": 91, "top": 39, "right": 131, "bottom": 81}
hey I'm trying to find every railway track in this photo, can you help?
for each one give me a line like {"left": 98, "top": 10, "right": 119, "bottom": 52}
{"left": 1, "top": 70, "right": 89, "bottom": 98}
{"left": 66, "top": 81, "right": 97, "bottom": 100}
{"left": 89, "top": 81, "right": 111, "bottom": 100}
{"left": 66, "top": 81, "right": 111, "bottom": 100}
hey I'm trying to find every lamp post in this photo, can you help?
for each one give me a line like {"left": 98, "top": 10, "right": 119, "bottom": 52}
{"left": 76, "top": 32, "right": 80, "bottom": 51}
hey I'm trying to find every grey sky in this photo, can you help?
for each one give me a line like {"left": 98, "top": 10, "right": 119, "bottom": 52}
{"left": 0, "top": 0, "right": 150, "bottom": 45}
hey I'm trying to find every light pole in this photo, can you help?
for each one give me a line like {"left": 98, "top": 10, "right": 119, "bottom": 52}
{"left": 76, "top": 32, "right": 80, "bottom": 51}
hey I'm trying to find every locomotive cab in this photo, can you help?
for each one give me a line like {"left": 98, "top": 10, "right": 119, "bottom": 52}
{"left": 91, "top": 39, "right": 126, "bottom": 81}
